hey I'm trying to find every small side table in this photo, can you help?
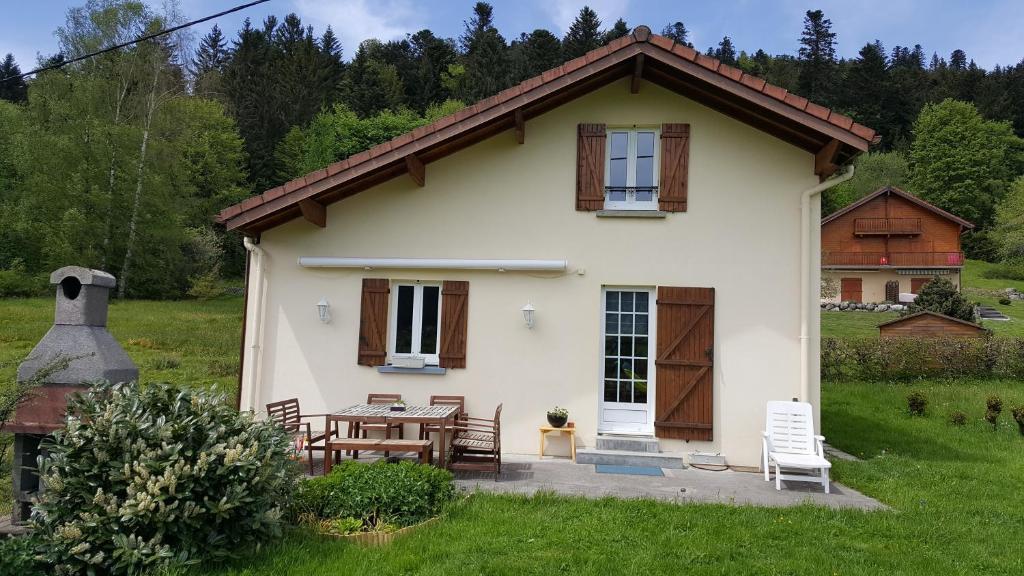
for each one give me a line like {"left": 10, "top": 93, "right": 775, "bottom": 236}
{"left": 539, "top": 423, "right": 576, "bottom": 462}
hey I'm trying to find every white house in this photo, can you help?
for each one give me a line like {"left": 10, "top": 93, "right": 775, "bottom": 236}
{"left": 217, "top": 26, "right": 875, "bottom": 468}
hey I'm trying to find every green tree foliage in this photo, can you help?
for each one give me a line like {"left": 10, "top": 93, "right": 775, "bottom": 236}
{"left": 510, "top": 29, "right": 563, "bottom": 82}
{"left": 0, "top": 53, "right": 28, "bottom": 102}
{"left": 661, "top": 22, "right": 692, "bottom": 47}
{"left": 713, "top": 36, "right": 737, "bottom": 66}
{"left": 907, "top": 276, "right": 977, "bottom": 322}
{"left": 822, "top": 152, "right": 910, "bottom": 215}
{"left": 192, "top": 24, "right": 228, "bottom": 96}
{"left": 603, "top": 18, "right": 630, "bottom": 45}
{"left": 994, "top": 177, "right": 1024, "bottom": 261}
{"left": 797, "top": 9, "right": 837, "bottom": 105}
{"left": 909, "top": 99, "right": 1023, "bottom": 229}
{"left": 562, "top": 6, "right": 603, "bottom": 60}
{"left": 458, "top": 2, "right": 512, "bottom": 103}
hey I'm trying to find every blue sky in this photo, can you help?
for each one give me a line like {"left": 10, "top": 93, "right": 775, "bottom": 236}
{"left": 3, "top": 1, "right": 1023, "bottom": 74}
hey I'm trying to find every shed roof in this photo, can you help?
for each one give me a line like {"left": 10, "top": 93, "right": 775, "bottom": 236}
{"left": 219, "top": 25, "right": 878, "bottom": 235}
{"left": 822, "top": 186, "right": 975, "bottom": 229}
{"left": 877, "top": 310, "right": 984, "bottom": 330}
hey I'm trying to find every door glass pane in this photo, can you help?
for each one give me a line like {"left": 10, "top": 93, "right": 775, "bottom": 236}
{"left": 620, "top": 291, "right": 634, "bottom": 311}
{"left": 620, "top": 314, "right": 633, "bottom": 335}
{"left": 606, "top": 291, "right": 619, "bottom": 312}
{"left": 605, "top": 336, "right": 618, "bottom": 356}
{"left": 634, "top": 314, "right": 648, "bottom": 336}
{"left": 635, "top": 294, "right": 648, "bottom": 312}
{"left": 619, "top": 336, "right": 633, "bottom": 358}
{"left": 419, "top": 286, "right": 440, "bottom": 354}
{"left": 632, "top": 379, "right": 648, "bottom": 403}
{"left": 605, "top": 380, "right": 618, "bottom": 402}
{"left": 605, "top": 313, "right": 619, "bottom": 334}
{"left": 618, "top": 359, "right": 633, "bottom": 379}
{"left": 395, "top": 285, "right": 414, "bottom": 354}
{"left": 634, "top": 336, "right": 648, "bottom": 358}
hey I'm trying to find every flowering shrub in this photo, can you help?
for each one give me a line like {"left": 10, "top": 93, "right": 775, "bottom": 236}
{"left": 31, "top": 381, "right": 300, "bottom": 575}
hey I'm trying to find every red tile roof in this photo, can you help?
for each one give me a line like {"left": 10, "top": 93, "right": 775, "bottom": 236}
{"left": 220, "top": 25, "right": 877, "bottom": 234}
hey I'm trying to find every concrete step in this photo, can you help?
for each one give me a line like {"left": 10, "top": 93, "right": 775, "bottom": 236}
{"left": 595, "top": 435, "right": 660, "bottom": 453}
{"left": 576, "top": 448, "right": 685, "bottom": 469}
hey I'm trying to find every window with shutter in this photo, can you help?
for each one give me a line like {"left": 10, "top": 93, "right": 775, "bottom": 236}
{"left": 659, "top": 123, "right": 690, "bottom": 212}
{"left": 576, "top": 123, "right": 606, "bottom": 211}
{"left": 439, "top": 281, "right": 469, "bottom": 369}
{"left": 357, "top": 278, "right": 389, "bottom": 366}
{"left": 654, "top": 286, "right": 714, "bottom": 440}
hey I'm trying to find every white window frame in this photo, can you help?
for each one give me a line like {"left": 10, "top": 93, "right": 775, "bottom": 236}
{"left": 604, "top": 127, "right": 660, "bottom": 211}
{"left": 388, "top": 282, "right": 442, "bottom": 366}
{"left": 598, "top": 287, "right": 657, "bottom": 434}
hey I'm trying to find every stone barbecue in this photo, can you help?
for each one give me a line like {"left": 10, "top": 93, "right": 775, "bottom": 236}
{"left": 6, "top": 266, "right": 138, "bottom": 523}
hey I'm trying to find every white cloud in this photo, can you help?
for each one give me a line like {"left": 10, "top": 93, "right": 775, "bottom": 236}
{"left": 541, "top": 0, "right": 631, "bottom": 34}
{"left": 292, "top": 0, "right": 424, "bottom": 56}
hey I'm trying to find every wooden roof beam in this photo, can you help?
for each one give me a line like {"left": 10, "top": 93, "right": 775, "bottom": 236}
{"left": 631, "top": 54, "right": 645, "bottom": 94}
{"left": 513, "top": 108, "right": 525, "bottom": 144}
{"left": 405, "top": 154, "right": 425, "bottom": 187}
{"left": 298, "top": 199, "right": 326, "bottom": 228}
{"left": 815, "top": 139, "right": 842, "bottom": 181}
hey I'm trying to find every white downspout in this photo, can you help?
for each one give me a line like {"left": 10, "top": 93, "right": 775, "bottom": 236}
{"left": 800, "top": 165, "right": 855, "bottom": 403}
{"left": 243, "top": 237, "right": 266, "bottom": 413}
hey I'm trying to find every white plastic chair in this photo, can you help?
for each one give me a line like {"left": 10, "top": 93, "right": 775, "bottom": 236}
{"left": 762, "top": 401, "right": 831, "bottom": 494}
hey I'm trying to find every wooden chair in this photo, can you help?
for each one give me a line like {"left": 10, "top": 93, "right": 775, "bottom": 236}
{"left": 418, "top": 395, "right": 466, "bottom": 448}
{"left": 762, "top": 401, "right": 832, "bottom": 494}
{"left": 449, "top": 403, "right": 502, "bottom": 480}
{"left": 266, "top": 398, "right": 334, "bottom": 474}
{"left": 348, "top": 393, "right": 404, "bottom": 458}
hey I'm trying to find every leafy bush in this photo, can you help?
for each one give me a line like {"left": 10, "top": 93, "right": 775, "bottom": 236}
{"left": 290, "top": 460, "right": 455, "bottom": 530}
{"left": 0, "top": 260, "right": 48, "bottom": 298}
{"left": 1012, "top": 406, "right": 1024, "bottom": 436}
{"left": 0, "top": 536, "right": 41, "bottom": 575}
{"left": 907, "top": 391, "right": 928, "bottom": 416}
{"left": 820, "top": 336, "right": 1024, "bottom": 381}
{"left": 907, "top": 276, "right": 977, "bottom": 322}
{"left": 949, "top": 411, "right": 968, "bottom": 426}
{"left": 998, "top": 297, "right": 1012, "bottom": 306}
{"left": 985, "top": 395, "right": 1003, "bottom": 430}
{"left": 31, "top": 381, "right": 300, "bottom": 574}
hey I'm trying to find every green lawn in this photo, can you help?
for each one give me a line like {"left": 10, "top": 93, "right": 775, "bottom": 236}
{"left": 823, "top": 259, "right": 1024, "bottom": 338}
{"left": 185, "top": 379, "right": 1024, "bottom": 575}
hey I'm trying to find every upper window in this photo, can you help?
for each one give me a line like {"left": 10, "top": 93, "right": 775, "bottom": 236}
{"left": 389, "top": 283, "right": 442, "bottom": 365}
{"left": 605, "top": 128, "right": 659, "bottom": 210}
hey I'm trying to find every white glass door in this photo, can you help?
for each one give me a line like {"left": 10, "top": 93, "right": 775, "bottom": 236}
{"left": 599, "top": 288, "right": 654, "bottom": 434}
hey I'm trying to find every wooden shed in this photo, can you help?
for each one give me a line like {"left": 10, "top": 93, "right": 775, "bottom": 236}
{"left": 878, "top": 311, "right": 987, "bottom": 338}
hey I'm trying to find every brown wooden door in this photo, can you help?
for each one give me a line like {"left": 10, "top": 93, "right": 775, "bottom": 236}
{"left": 911, "top": 277, "right": 930, "bottom": 294}
{"left": 654, "top": 286, "right": 714, "bottom": 441}
{"left": 840, "top": 277, "right": 862, "bottom": 302}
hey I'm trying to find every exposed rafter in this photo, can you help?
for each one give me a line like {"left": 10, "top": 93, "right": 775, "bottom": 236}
{"left": 814, "top": 139, "right": 842, "bottom": 181}
{"left": 631, "top": 54, "right": 645, "bottom": 94}
{"left": 405, "top": 154, "right": 425, "bottom": 187}
{"left": 298, "top": 199, "right": 326, "bottom": 228}
{"left": 513, "top": 108, "right": 525, "bottom": 144}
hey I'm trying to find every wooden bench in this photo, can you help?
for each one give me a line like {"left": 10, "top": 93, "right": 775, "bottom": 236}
{"left": 324, "top": 438, "right": 433, "bottom": 474}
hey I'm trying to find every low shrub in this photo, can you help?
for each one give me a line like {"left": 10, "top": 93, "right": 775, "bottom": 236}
{"left": 31, "top": 381, "right": 300, "bottom": 575}
{"left": 820, "top": 335, "right": 1024, "bottom": 381}
{"left": 1012, "top": 407, "right": 1024, "bottom": 436}
{"left": 985, "top": 395, "right": 1003, "bottom": 430}
{"left": 0, "top": 536, "right": 41, "bottom": 575}
{"left": 290, "top": 460, "right": 455, "bottom": 530}
{"left": 907, "top": 391, "right": 928, "bottom": 416}
{"left": 998, "top": 297, "right": 1012, "bottom": 306}
{"left": 949, "top": 410, "right": 968, "bottom": 426}
{"left": 0, "top": 264, "right": 48, "bottom": 298}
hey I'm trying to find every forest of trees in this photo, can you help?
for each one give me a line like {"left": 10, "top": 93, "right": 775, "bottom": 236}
{"left": 2, "top": 1, "right": 1024, "bottom": 298}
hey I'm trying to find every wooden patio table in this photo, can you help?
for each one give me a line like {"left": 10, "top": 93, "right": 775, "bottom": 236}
{"left": 327, "top": 404, "right": 460, "bottom": 469}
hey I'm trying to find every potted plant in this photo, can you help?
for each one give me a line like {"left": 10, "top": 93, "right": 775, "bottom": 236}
{"left": 547, "top": 406, "right": 569, "bottom": 428}
{"left": 390, "top": 399, "right": 407, "bottom": 412}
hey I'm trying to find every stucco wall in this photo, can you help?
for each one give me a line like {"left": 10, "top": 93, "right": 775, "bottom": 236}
{"left": 822, "top": 270, "right": 961, "bottom": 303}
{"left": 244, "top": 78, "right": 819, "bottom": 467}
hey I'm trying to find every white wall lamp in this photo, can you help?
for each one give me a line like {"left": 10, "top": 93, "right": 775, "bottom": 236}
{"left": 316, "top": 298, "right": 331, "bottom": 324}
{"left": 521, "top": 303, "right": 536, "bottom": 329}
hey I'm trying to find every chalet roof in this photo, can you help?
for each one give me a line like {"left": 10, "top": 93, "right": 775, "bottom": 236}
{"left": 877, "top": 310, "right": 984, "bottom": 330}
{"left": 219, "top": 25, "right": 878, "bottom": 235}
{"left": 821, "top": 186, "right": 975, "bottom": 229}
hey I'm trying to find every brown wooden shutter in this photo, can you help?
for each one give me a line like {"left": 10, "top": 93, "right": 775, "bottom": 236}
{"left": 655, "top": 286, "right": 714, "bottom": 440}
{"left": 439, "top": 280, "right": 469, "bottom": 368}
{"left": 357, "top": 278, "right": 389, "bottom": 366}
{"left": 576, "top": 123, "right": 606, "bottom": 211}
{"left": 659, "top": 123, "right": 690, "bottom": 212}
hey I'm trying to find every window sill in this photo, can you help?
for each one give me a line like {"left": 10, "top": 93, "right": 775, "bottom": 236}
{"left": 376, "top": 366, "right": 447, "bottom": 375}
{"left": 596, "top": 210, "right": 668, "bottom": 218}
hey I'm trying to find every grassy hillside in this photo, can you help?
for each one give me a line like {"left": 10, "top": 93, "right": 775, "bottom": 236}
{"left": 822, "top": 259, "right": 1024, "bottom": 338}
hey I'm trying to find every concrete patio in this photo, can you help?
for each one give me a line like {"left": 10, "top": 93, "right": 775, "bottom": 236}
{"left": 452, "top": 454, "right": 885, "bottom": 510}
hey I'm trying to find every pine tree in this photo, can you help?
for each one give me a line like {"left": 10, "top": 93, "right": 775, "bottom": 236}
{"left": 715, "top": 36, "right": 737, "bottom": 66}
{"left": 661, "top": 22, "right": 691, "bottom": 47}
{"left": 841, "top": 41, "right": 890, "bottom": 140}
{"left": 409, "top": 30, "right": 457, "bottom": 112}
{"left": 0, "top": 54, "right": 28, "bottom": 103}
{"left": 907, "top": 276, "right": 976, "bottom": 322}
{"left": 320, "top": 26, "right": 341, "bottom": 59}
{"left": 510, "top": 29, "right": 562, "bottom": 82}
{"left": 797, "top": 9, "right": 837, "bottom": 105}
{"left": 459, "top": 2, "right": 511, "bottom": 102}
{"left": 950, "top": 49, "right": 967, "bottom": 70}
{"left": 602, "top": 18, "right": 629, "bottom": 45}
{"left": 562, "top": 6, "right": 602, "bottom": 59}
{"left": 193, "top": 25, "right": 229, "bottom": 74}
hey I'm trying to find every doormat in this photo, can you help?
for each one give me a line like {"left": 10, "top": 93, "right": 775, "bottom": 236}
{"left": 594, "top": 465, "right": 664, "bottom": 477}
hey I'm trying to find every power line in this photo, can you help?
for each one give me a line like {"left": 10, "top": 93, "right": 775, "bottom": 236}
{"left": 0, "top": 0, "right": 271, "bottom": 84}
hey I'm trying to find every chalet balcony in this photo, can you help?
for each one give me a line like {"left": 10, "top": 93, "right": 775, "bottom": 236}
{"left": 822, "top": 251, "right": 965, "bottom": 267}
{"left": 853, "top": 217, "right": 922, "bottom": 236}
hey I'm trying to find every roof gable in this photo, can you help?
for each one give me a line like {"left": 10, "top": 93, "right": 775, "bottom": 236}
{"left": 822, "top": 186, "right": 975, "bottom": 229}
{"left": 877, "top": 310, "right": 984, "bottom": 330}
{"left": 220, "top": 25, "right": 878, "bottom": 235}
